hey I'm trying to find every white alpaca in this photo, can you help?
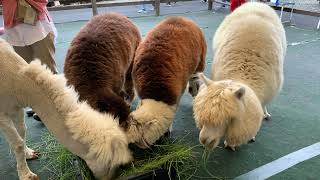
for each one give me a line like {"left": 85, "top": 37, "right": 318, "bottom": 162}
{"left": 0, "top": 38, "right": 132, "bottom": 180}
{"left": 193, "top": 2, "right": 286, "bottom": 151}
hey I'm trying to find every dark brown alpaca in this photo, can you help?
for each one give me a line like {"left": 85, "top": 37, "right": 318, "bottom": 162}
{"left": 64, "top": 13, "right": 141, "bottom": 125}
{"left": 125, "top": 16, "right": 207, "bottom": 148}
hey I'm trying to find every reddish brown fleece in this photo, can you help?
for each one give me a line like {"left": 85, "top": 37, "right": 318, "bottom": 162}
{"left": 132, "top": 16, "right": 207, "bottom": 105}
{"left": 64, "top": 13, "right": 141, "bottom": 123}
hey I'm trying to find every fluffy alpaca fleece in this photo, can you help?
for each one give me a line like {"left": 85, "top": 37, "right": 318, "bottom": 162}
{"left": 64, "top": 13, "right": 141, "bottom": 126}
{"left": 0, "top": 38, "right": 131, "bottom": 180}
{"left": 194, "top": 75, "right": 263, "bottom": 150}
{"left": 193, "top": 2, "right": 286, "bottom": 150}
{"left": 126, "top": 16, "right": 207, "bottom": 148}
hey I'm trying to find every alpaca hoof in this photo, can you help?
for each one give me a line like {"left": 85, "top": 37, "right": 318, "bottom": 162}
{"left": 32, "top": 114, "right": 42, "bottom": 122}
{"left": 26, "top": 147, "right": 39, "bottom": 160}
{"left": 164, "top": 130, "right": 171, "bottom": 137}
{"left": 263, "top": 112, "right": 271, "bottom": 121}
{"left": 249, "top": 137, "right": 256, "bottom": 143}
{"left": 26, "top": 110, "right": 35, "bottom": 117}
{"left": 168, "top": 123, "right": 173, "bottom": 133}
{"left": 263, "top": 113, "right": 271, "bottom": 121}
{"left": 29, "top": 173, "right": 39, "bottom": 180}
{"left": 21, "top": 172, "right": 39, "bottom": 180}
{"left": 224, "top": 141, "right": 236, "bottom": 151}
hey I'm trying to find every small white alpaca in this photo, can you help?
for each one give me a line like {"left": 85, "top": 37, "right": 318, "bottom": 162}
{"left": 0, "top": 38, "right": 132, "bottom": 180}
{"left": 193, "top": 2, "right": 286, "bottom": 151}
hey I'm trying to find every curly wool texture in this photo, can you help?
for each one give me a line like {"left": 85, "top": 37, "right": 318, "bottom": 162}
{"left": 126, "top": 16, "right": 207, "bottom": 147}
{"left": 64, "top": 13, "right": 141, "bottom": 124}
{"left": 133, "top": 16, "right": 207, "bottom": 105}
{"left": 212, "top": 2, "right": 286, "bottom": 106}
{"left": 194, "top": 80, "right": 263, "bottom": 147}
{"left": 194, "top": 2, "right": 286, "bottom": 148}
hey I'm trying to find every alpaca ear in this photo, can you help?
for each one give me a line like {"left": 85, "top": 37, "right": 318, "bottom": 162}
{"left": 234, "top": 87, "right": 245, "bottom": 99}
{"left": 199, "top": 73, "right": 213, "bottom": 86}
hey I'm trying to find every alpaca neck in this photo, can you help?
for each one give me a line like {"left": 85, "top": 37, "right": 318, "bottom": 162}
{"left": 16, "top": 61, "right": 132, "bottom": 178}
{"left": 18, "top": 71, "right": 90, "bottom": 159}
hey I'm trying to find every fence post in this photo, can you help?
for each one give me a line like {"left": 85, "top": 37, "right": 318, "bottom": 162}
{"left": 92, "top": 0, "right": 98, "bottom": 16}
{"left": 155, "top": 0, "right": 160, "bottom": 16}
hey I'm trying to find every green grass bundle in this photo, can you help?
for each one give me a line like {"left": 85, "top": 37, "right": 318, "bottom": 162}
{"left": 31, "top": 132, "right": 93, "bottom": 180}
{"left": 31, "top": 132, "right": 197, "bottom": 180}
{"left": 117, "top": 137, "right": 196, "bottom": 179}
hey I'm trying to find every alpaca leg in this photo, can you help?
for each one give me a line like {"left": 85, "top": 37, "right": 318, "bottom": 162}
{"left": 263, "top": 106, "right": 271, "bottom": 120}
{"left": 188, "top": 74, "right": 201, "bottom": 97}
{"left": 11, "top": 108, "right": 38, "bottom": 160}
{"left": 224, "top": 140, "right": 236, "bottom": 151}
{"left": 164, "top": 123, "right": 173, "bottom": 137}
{"left": 0, "top": 114, "right": 38, "bottom": 180}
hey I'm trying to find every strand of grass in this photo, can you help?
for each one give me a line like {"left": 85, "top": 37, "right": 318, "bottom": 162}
{"left": 201, "top": 148, "right": 223, "bottom": 180}
{"left": 172, "top": 157, "right": 198, "bottom": 180}
{"left": 171, "top": 132, "right": 191, "bottom": 144}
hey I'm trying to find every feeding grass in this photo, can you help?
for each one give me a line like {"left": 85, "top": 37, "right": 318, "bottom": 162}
{"left": 31, "top": 131, "right": 198, "bottom": 180}
{"left": 31, "top": 131, "right": 94, "bottom": 180}
{"left": 117, "top": 137, "right": 197, "bottom": 179}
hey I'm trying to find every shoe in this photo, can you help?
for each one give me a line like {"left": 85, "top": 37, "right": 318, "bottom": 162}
{"left": 138, "top": 9, "right": 146, "bottom": 13}
{"left": 33, "top": 113, "right": 42, "bottom": 122}
{"left": 26, "top": 110, "right": 35, "bottom": 117}
{"left": 149, "top": 7, "right": 154, "bottom": 11}
{"left": 165, "top": 3, "right": 172, "bottom": 7}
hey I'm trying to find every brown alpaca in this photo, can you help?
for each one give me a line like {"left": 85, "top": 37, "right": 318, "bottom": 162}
{"left": 64, "top": 13, "right": 141, "bottom": 126}
{"left": 126, "top": 16, "right": 207, "bottom": 148}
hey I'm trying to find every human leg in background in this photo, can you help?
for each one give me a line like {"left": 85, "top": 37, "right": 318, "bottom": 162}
{"left": 31, "top": 32, "right": 58, "bottom": 121}
{"left": 13, "top": 32, "right": 58, "bottom": 122}
{"left": 166, "top": 0, "right": 172, "bottom": 6}
{"left": 138, "top": 4, "right": 147, "bottom": 13}
{"left": 150, "top": 2, "right": 155, "bottom": 11}
{"left": 13, "top": 46, "right": 38, "bottom": 121}
{"left": 31, "top": 32, "right": 58, "bottom": 74}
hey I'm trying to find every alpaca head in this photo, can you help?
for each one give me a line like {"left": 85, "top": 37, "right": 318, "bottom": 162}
{"left": 193, "top": 74, "right": 257, "bottom": 150}
{"left": 66, "top": 104, "right": 133, "bottom": 180}
{"left": 125, "top": 99, "right": 176, "bottom": 148}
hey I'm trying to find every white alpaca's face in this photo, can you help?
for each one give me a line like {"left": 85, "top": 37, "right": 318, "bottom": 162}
{"left": 199, "top": 124, "right": 227, "bottom": 149}
{"left": 193, "top": 74, "right": 246, "bottom": 150}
